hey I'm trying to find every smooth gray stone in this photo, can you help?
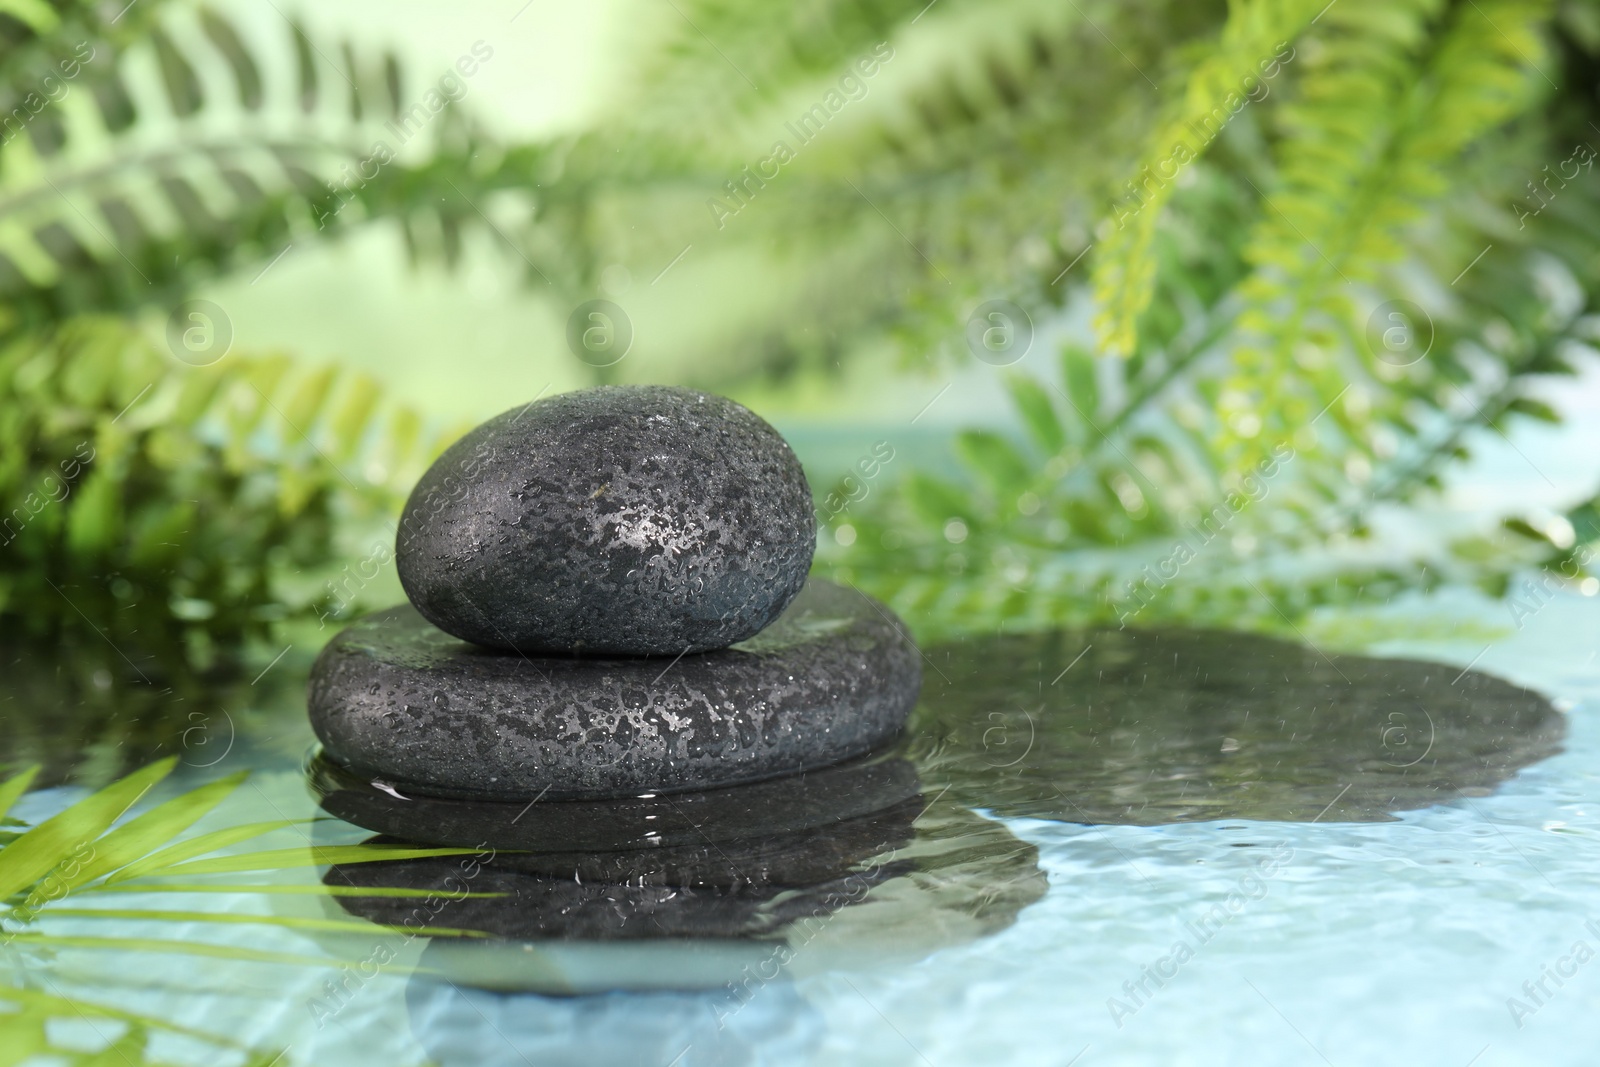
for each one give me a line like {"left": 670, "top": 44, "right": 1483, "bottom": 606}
{"left": 395, "top": 386, "right": 815, "bottom": 655}
{"left": 307, "top": 580, "right": 921, "bottom": 800}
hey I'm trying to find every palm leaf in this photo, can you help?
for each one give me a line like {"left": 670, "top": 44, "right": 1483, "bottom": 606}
{"left": 135, "top": 844, "right": 485, "bottom": 880}
{"left": 40, "top": 906, "right": 487, "bottom": 938}
{"left": 0, "top": 756, "right": 173, "bottom": 902}
{"left": 58, "top": 770, "right": 248, "bottom": 889}
{"left": 102, "top": 818, "right": 308, "bottom": 884}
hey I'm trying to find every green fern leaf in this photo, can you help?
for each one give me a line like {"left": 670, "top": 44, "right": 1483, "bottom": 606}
{"left": 1091, "top": 0, "right": 1325, "bottom": 357}
{"left": 1219, "top": 0, "right": 1553, "bottom": 469}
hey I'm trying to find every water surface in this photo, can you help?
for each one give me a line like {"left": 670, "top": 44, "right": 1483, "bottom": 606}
{"left": 4, "top": 608, "right": 1591, "bottom": 1066}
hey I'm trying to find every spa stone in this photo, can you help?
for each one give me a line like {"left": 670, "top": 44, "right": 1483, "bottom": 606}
{"left": 395, "top": 386, "right": 816, "bottom": 656}
{"left": 307, "top": 580, "right": 921, "bottom": 801}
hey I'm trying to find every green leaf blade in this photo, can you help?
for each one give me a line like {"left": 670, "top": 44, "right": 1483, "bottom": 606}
{"left": 0, "top": 758, "right": 175, "bottom": 905}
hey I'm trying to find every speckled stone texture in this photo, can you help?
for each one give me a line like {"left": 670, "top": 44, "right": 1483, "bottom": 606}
{"left": 307, "top": 580, "right": 921, "bottom": 800}
{"left": 395, "top": 386, "right": 816, "bottom": 655}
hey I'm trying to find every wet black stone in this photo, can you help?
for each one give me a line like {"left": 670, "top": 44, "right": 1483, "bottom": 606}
{"left": 395, "top": 386, "right": 816, "bottom": 656}
{"left": 307, "top": 580, "right": 922, "bottom": 801}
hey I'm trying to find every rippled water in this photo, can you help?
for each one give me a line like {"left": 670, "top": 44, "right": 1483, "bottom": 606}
{"left": 6, "top": 593, "right": 1598, "bottom": 1066}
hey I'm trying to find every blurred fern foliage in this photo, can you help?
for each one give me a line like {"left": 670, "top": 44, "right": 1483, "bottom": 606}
{"left": 0, "top": 317, "right": 442, "bottom": 672}
{"left": 0, "top": 0, "right": 487, "bottom": 674}
{"left": 630, "top": 0, "right": 1600, "bottom": 638}
{"left": 421, "top": 0, "right": 1600, "bottom": 640}
{"left": 2, "top": 0, "right": 1600, "bottom": 662}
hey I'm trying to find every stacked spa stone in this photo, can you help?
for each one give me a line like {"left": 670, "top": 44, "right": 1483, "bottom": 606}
{"left": 308, "top": 386, "right": 922, "bottom": 801}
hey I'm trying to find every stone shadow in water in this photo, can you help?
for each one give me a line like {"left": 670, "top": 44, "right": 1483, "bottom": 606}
{"left": 905, "top": 627, "right": 1564, "bottom": 824}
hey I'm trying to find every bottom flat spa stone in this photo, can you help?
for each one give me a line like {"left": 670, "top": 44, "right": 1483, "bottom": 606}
{"left": 307, "top": 580, "right": 922, "bottom": 800}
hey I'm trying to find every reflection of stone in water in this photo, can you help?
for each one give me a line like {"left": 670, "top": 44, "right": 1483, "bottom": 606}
{"left": 909, "top": 628, "right": 1565, "bottom": 824}
{"left": 307, "top": 746, "right": 923, "bottom": 856}
{"left": 310, "top": 713, "right": 1047, "bottom": 1063}
{"left": 326, "top": 806, "right": 916, "bottom": 943}
{"left": 312, "top": 750, "right": 1046, "bottom": 994}
{"left": 325, "top": 799, "right": 1044, "bottom": 969}
{"left": 791, "top": 799, "right": 1046, "bottom": 975}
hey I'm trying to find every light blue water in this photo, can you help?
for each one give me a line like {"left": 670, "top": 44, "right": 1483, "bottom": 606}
{"left": 13, "top": 584, "right": 1599, "bottom": 1067}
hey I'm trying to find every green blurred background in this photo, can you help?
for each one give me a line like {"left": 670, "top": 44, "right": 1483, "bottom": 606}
{"left": 3, "top": 0, "right": 1600, "bottom": 689}
{"left": 199, "top": 0, "right": 1014, "bottom": 433}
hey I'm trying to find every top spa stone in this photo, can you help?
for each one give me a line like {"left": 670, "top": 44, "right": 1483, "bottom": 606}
{"left": 395, "top": 386, "right": 816, "bottom": 656}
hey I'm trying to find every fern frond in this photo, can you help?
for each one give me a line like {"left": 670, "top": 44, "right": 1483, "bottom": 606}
{"left": 0, "top": 3, "right": 504, "bottom": 324}
{"left": 524, "top": 0, "right": 1231, "bottom": 384}
{"left": 1219, "top": 0, "right": 1553, "bottom": 470}
{"left": 0, "top": 316, "right": 450, "bottom": 675}
{"left": 619, "top": 0, "right": 933, "bottom": 142}
{"left": 1090, "top": 0, "right": 1325, "bottom": 358}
